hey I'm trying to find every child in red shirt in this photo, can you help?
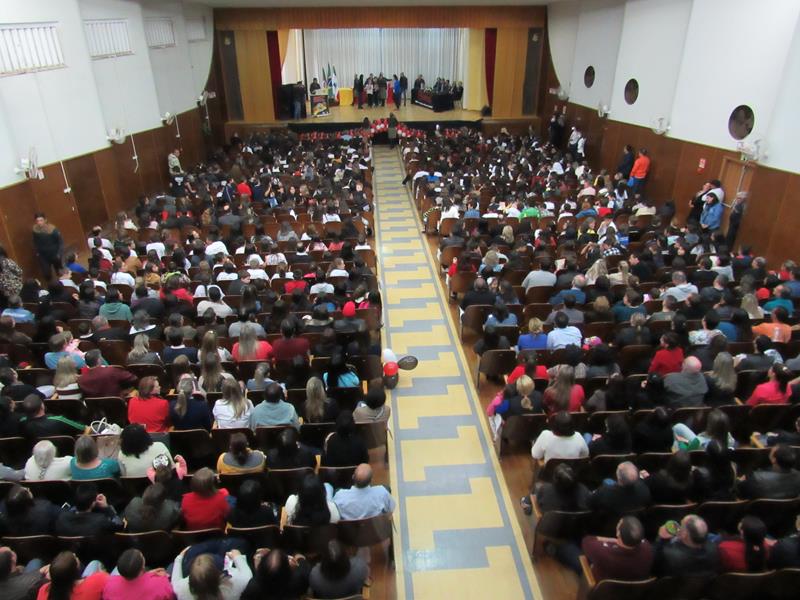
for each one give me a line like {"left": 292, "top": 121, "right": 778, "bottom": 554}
{"left": 180, "top": 467, "right": 230, "bottom": 530}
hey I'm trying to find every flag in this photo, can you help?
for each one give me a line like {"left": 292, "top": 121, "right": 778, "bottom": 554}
{"left": 330, "top": 65, "right": 339, "bottom": 101}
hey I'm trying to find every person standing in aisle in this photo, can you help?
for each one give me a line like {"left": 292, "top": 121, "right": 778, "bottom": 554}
{"left": 399, "top": 72, "right": 408, "bottom": 106}
{"left": 726, "top": 192, "right": 747, "bottom": 249}
{"left": 354, "top": 74, "right": 364, "bottom": 109}
{"left": 393, "top": 76, "right": 402, "bottom": 110}
{"left": 32, "top": 212, "right": 63, "bottom": 281}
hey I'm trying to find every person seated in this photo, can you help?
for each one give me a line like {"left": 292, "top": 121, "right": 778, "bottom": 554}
{"left": 122, "top": 482, "right": 180, "bottom": 533}
{"left": 485, "top": 302, "right": 519, "bottom": 328}
{"left": 473, "top": 324, "right": 511, "bottom": 356}
{"left": 128, "top": 376, "right": 170, "bottom": 433}
{"left": 653, "top": 514, "right": 719, "bottom": 576}
{"left": 266, "top": 428, "right": 316, "bottom": 471}
{"left": 353, "top": 384, "right": 390, "bottom": 422}
{"left": 78, "top": 349, "right": 137, "bottom": 398}
{"left": 1, "top": 295, "right": 35, "bottom": 323}
{"left": 171, "top": 549, "right": 251, "bottom": 600}
{"left": 0, "top": 484, "right": 61, "bottom": 536}
{"left": 611, "top": 290, "right": 648, "bottom": 323}
{"left": 70, "top": 434, "right": 120, "bottom": 480}
{"left": 284, "top": 473, "right": 340, "bottom": 525}
{"left": 691, "top": 332, "right": 728, "bottom": 372}
{"left": 53, "top": 355, "right": 82, "bottom": 400}
{"left": 544, "top": 294, "right": 584, "bottom": 325}
{"left": 0, "top": 369, "right": 43, "bottom": 406}
{"left": 21, "top": 394, "right": 85, "bottom": 442}
{"left": 271, "top": 319, "right": 310, "bottom": 364}
{"left": 0, "top": 315, "right": 32, "bottom": 345}
{"left": 543, "top": 365, "right": 585, "bottom": 414}
{"left": 718, "top": 516, "right": 770, "bottom": 572}
{"left": 768, "top": 515, "right": 800, "bottom": 569}
{"left": 587, "top": 413, "right": 632, "bottom": 456}
{"left": 103, "top": 548, "right": 174, "bottom": 600}
{"left": 746, "top": 363, "right": 794, "bottom": 406}
{"left": 205, "top": 377, "right": 251, "bottom": 429}
{"left": 762, "top": 415, "right": 800, "bottom": 447}
{"left": 118, "top": 424, "right": 173, "bottom": 477}
{"left": 549, "top": 275, "right": 587, "bottom": 306}
{"left": 493, "top": 376, "right": 542, "bottom": 419}
{"left": 518, "top": 318, "right": 548, "bottom": 350}
{"left": 196, "top": 285, "right": 233, "bottom": 319}
{"left": 660, "top": 271, "right": 698, "bottom": 303}
{"left": 308, "top": 540, "right": 367, "bottom": 600}
{"left": 737, "top": 444, "right": 800, "bottom": 499}
{"left": 240, "top": 548, "right": 310, "bottom": 600}
{"left": 581, "top": 516, "right": 654, "bottom": 581}
{"left": 322, "top": 351, "right": 360, "bottom": 390}
{"left": 248, "top": 382, "right": 298, "bottom": 430}
{"left": 216, "top": 432, "right": 265, "bottom": 474}
{"left": 614, "top": 312, "right": 652, "bottom": 348}
{"left": 227, "top": 480, "right": 277, "bottom": 528}
{"left": 632, "top": 406, "right": 674, "bottom": 453}
{"left": 55, "top": 481, "right": 123, "bottom": 536}
{"left": 25, "top": 439, "right": 72, "bottom": 480}
{"left": 642, "top": 451, "right": 700, "bottom": 504}
{"left": 734, "top": 335, "right": 781, "bottom": 372}
{"left": 532, "top": 463, "right": 591, "bottom": 513}
{"left": 161, "top": 329, "right": 199, "bottom": 364}
{"left": 0, "top": 543, "right": 48, "bottom": 599}
{"left": 333, "top": 463, "right": 396, "bottom": 520}
{"left": 180, "top": 467, "right": 230, "bottom": 530}
{"left": 36, "top": 550, "right": 109, "bottom": 600}
{"left": 546, "top": 312, "right": 582, "bottom": 349}
{"left": 589, "top": 461, "right": 651, "bottom": 516}
{"left": 663, "top": 357, "right": 708, "bottom": 408}
{"left": 688, "top": 310, "right": 725, "bottom": 346}
{"left": 321, "top": 411, "right": 369, "bottom": 467}
{"left": 232, "top": 323, "right": 273, "bottom": 362}
{"left": 649, "top": 332, "right": 684, "bottom": 376}
{"left": 44, "top": 332, "right": 86, "bottom": 369}
{"left": 169, "top": 376, "right": 213, "bottom": 431}
{"left": 532, "top": 411, "right": 589, "bottom": 464}
{"left": 584, "top": 344, "right": 620, "bottom": 379}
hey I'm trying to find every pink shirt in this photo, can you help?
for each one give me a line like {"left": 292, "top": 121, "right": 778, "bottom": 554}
{"left": 102, "top": 572, "right": 174, "bottom": 600}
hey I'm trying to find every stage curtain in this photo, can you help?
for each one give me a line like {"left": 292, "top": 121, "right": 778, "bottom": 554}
{"left": 491, "top": 28, "right": 528, "bottom": 118}
{"left": 281, "top": 29, "right": 304, "bottom": 84}
{"left": 484, "top": 28, "right": 497, "bottom": 107}
{"left": 302, "top": 28, "right": 464, "bottom": 89}
{"left": 234, "top": 29, "right": 274, "bottom": 122}
{"left": 266, "top": 31, "right": 283, "bottom": 120}
{"left": 463, "top": 28, "right": 488, "bottom": 111}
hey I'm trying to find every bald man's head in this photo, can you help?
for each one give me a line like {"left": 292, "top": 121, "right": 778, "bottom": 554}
{"left": 616, "top": 461, "right": 639, "bottom": 486}
{"left": 353, "top": 463, "right": 373, "bottom": 488}
{"left": 681, "top": 515, "right": 708, "bottom": 547}
{"left": 683, "top": 356, "right": 702, "bottom": 374}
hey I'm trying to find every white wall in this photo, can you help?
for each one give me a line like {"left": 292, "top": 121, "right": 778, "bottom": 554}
{"left": 609, "top": 0, "right": 692, "bottom": 128}
{"left": 566, "top": 0, "right": 624, "bottom": 110}
{"left": 547, "top": 0, "right": 800, "bottom": 174}
{"left": 0, "top": 0, "right": 214, "bottom": 189}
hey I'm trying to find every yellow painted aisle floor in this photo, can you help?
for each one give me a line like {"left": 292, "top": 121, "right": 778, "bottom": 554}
{"left": 373, "top": 146, "right": 542, "bottom": 599}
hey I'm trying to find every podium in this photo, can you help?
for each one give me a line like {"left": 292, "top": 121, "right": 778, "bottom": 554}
{"left": 311, "top": 92, "right": 330, "bottom": 117}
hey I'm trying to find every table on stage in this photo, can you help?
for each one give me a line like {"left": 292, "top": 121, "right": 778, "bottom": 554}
{"left": 338, "top": 87, "right": 354, "bottom": 106}
{"left": 411, "top": 89, "right": 454, "bottom": 112}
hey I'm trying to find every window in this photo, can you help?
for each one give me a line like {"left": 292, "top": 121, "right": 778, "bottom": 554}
{"left": 583, "top": 66, "right": 595, "bottom": 88}
{"left": 0, "top": 22, "right": 64, "bottom": 76}
{"left": 624, "top": 78, "right": 639, "bottom": 105}
{"left": 84, "top": 19, "right": 132, "bottom": 59}
{"left": 186, "top": 17, "right": 206, "bottom": 42}
{"left": 728, "top": 105, "right": 755, "bottom": 140}
{"left": 145, "top": 18, "right": 175, "bottom": 49}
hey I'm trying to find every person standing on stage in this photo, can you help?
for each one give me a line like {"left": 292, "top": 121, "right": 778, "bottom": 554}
{"left": 393, "top": 75, "right": 401, "bottom": 110}
{"left": 309, "top": 77, "right": 320, "bottom": 95}
{"left": 365, "top": 76, "right": 374, "bottom": 108}
{"left": 32, "top": 212, "right": 63, "bottom": 281}
{"left": 292, "top": 81, "right": 306, "bottom": 120}
{"left": 354, "top": 75, "right": 364, "bottom": 109}
{"left": 399, "top": 72, "right": 408, "bottom": 106}
{"left": 377, "top": 73, "right": 387, "bottom": 107}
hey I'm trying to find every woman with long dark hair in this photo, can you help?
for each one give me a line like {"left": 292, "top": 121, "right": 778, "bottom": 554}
{"left": 309, "top": 540, "right": 367, "bottom": 599}
{"left": 719, "top": 516, "right": 769, "bottom": 572}
{"left": 284, "top": 473, "right": 340, "bottom": 525}
{"left": 37, "top": 551, "right": 107, "bottom": 600}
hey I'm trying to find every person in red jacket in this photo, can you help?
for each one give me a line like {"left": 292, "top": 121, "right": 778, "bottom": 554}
{"left": 628, "top": 148, "right": 651, "bottom": 194}
{"left": 649, "top": 333, "right": 684, "bottom": 377}
{"left": 747, "top": 363, "right": 795, "bottom": 406}
{"left": 180, "top": 467, "right": 230, "bottom": 530}
{"left": 718, "top": 516, "right": 770, "bottom": 572}
{"left": 78, "top": 349, "right": 137, "bottom": 397}
{"left": 128, "top": 376, "right": 170, "bottom": 432}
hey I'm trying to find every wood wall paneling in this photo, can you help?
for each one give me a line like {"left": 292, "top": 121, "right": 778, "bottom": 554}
{"left": 739, "top": 167, "right": 790, "bottom": 260}
{"left": 234, "top": 30, "right": 275, "bottom": 123}
{"left": 0, "top": 182, "right": 38, "bottom": 276}
{"left": 111, "top": 138, "right": 145, "bottom": 208}
{"left": 65, "top": 154, "right": 109, "bottom": 236}
{"left": 29, "top": 164, "right": 85, "bottom": 257}
{"left": 491, "top": 28, "right": 530, "bottom": 119}
{"left": 766, "top": 175, "right": 800, "bottom": 267}
{"left": 214, "top": 6, "right": 546, "bottom": 30}
{"left": 136, "top": 131, "right": 164, "bottom": 196}
{"left": 93, "top": 148, "right": 125, "bottom": 221}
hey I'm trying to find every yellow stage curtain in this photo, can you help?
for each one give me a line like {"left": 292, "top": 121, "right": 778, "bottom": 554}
{"left": 234, "top": 30, "right": 275, "bottom": 122}
{"left": 491, "top": 28, "right": 529, "bottom": 119}
{"left": 463, "top": 28, "right": 488, "bottom": 112}
{"left": 277, "top": 29, "right": 289, "bottom": 65}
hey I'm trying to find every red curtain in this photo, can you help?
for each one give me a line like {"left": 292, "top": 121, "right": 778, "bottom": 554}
{"left": 484, "top": 28, "right": 497, "bottom": 108}
{"left": 266, "top": 31, "right": 282, "bottom": 119}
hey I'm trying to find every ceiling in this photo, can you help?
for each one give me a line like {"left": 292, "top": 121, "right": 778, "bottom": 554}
{"left": 196, "top": 0, "right": 557, "bottom": 7}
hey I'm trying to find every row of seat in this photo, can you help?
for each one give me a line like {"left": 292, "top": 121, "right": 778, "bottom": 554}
{"left": 1, "top": 512, "right": 393, "bottom": 571}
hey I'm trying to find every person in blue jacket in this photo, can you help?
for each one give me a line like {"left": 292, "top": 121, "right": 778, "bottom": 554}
{"left": 700, "top": 193, "right": 724, "bottom": 232}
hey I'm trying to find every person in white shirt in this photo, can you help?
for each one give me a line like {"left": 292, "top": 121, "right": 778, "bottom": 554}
{"left": 327, "top": 258, "right": 349, "bottom": 278}
{"left": 25, "top": 440, "right": 72, "bottom": 480}
{"left": 247, "top": 258, "right": 268, "bottom": 281}
{"left": 171, "top": 548, "right": 252, "bottom": 600}
{"left": 546, "top": 312, "right": 583, "bottom": 349}
{"left": 660, "top": 271, "right": 699, "bottom": 303}
{"left": 145, "top": 237, "right": 166, "bottom": 259}
{"left": 110, "top": 265, "right": 136, "bottom": 288}
{"left": 58, "top": 268, "right": 80, "bottom": 291}
{"left": 531, "top": 412, "right": 589, "bottom": 463}
{"left": 204, "top": 235, "right": 229, "bottom": 259}
{"left": 577, "top": 180, "right": 596, "bottom": 198}
{"left": 196, "top": 287, "right": 233, "bottom": 318}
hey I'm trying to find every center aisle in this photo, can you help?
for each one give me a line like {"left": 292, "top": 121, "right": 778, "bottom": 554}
{"left": 373, "top": 146, "right": 541, "bottom": 599}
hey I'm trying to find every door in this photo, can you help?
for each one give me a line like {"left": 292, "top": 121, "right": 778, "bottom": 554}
{"left": 718, "top": 157, "right": 754, "bottom": 234}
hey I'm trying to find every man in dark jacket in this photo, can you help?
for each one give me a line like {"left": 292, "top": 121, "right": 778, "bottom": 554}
{"left": 31, "top": 212, "right": 63, "bottom": 281}
{"left": 653, "top": 515, "right": 719, "bottom": 576}
{"left": 589, "top": 461, "right": 651, "bottom": 517}
{"left": 460, "top": 278, "right": 496, "bottom": 318}
{"left": 20, "top": 395, "right": 85, "bottom": 442}
{"left": 737, "top": 445, "right": 800, "bottom": 499}
{"left": 77, "top": 350, "right": 137, "bottom": 398}
{"left": 55, "top": 482, "right": 123, "bottom": 537}
{"left": 0, "top": 544, "right": 48, "bottom": 600}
